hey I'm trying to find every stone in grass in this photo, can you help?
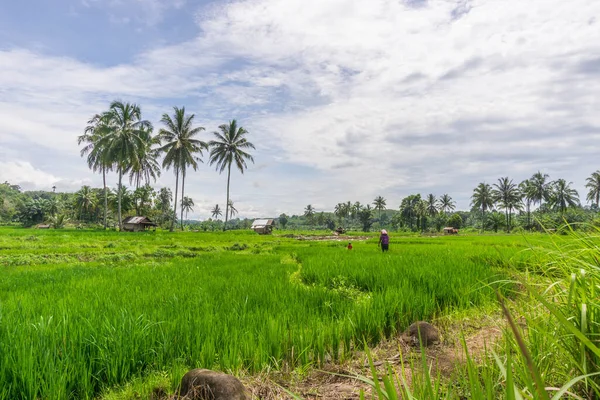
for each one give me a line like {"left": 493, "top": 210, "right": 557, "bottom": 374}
{"left": 402, "top": 321, "right": 440, "bottom": 347}
{"left": 177, "top": 369, "right": 250, "bottom": 400}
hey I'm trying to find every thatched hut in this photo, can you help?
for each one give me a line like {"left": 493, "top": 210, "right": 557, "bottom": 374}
{"left": 122, "top": 216, "right": 157, "bottom": 232}
{"left": 251, "top": 219, "right": 275, "bottom": 234}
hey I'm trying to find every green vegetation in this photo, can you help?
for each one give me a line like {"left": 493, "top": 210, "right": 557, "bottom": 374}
{"left": 0, "top": 227, "right": 524, "bottom": 399}
{"left": 331, "top": 227, "right": 600, "bottom": 399}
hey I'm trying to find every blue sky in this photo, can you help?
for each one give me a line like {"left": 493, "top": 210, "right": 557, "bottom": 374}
{"left": 1, "top": 0, "right": 599, "bottom": 219}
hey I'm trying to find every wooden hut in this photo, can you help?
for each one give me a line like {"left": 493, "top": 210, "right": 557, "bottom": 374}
{"left": 443, "top": 227, "right": 458, "bottom": 235}
{"left": 122, "top": 216, "right": 157, "bottom": 232}
{"left": 251, "top": 219, "right": 275, "bottom": 234}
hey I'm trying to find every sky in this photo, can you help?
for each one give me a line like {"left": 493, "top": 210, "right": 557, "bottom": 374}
{"left": 1, "top": 0, "right": 599, "bottom": 219}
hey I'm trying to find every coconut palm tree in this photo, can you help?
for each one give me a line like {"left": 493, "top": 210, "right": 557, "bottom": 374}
{"left": 492, "top": 177, "right": 521, "bottom": 232}
{"left": 471, "top": 183, "right": 494, "bottom": 233}
{"left": 94, "top": 101, "right": 153, "bottom": 230}
{"left": 358, "top": 205, "right": 374, "bottom": 232}
{"left": 158, "top": 106, "right": 208, "bottom": 231}
{"left": 399, "top": 194, "right": 421, "bottom": 230}
{"left": 211, "top": 204, "right": 222, "bottom": 220}
{"left": 415, "top": 199, "right": 428, "bottom": 232}
{"left": 304, "top": 204, "right": 315, "bottom": 225}
{"left": 208, "top": 120, "right": 255, "bottom": 231}
{"left": 78, "top": 113, "right": 112, "bottom": 229}
{"left": 74, "top": 186, "right": 97, "bottom": 222}
{"left": 334, "top": 203, "right": 346, "bottom": 226}
{"left": 227, "top": 200, "right": 238, "bottom": 220}
{"left": 585, "top": 170, "right": 600, "bottom": 206}
{"left": 438, "top": 194, "right": 455, "bottom": 213}
{"left": 425, "top": 194, "right": 438, "bottom": 217}
{"left": 132, "top": 184, "right": 155, "bottom": 216}
{"left": 352, "top": 201, "right": 361, "bottom": 220}
{"left": 128, "top": 134, "right": 161, "bottom": 189}
{"left": 529, "top": 171, "right": 550, "bottom": 210}
{"left": 373, "top": 196, "right": 387, "bottom": 222}
{"left": 519, "top": 179, "right": 535, "bottom": 228}
{"left": 548, "top": 179, "right": 580, "bottom": 214}
{"left": 181, "top": 196, "right": 194, "bottom": 221}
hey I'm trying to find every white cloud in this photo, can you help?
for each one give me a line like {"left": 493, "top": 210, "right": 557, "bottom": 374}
{"left": 1, "top": 0, "right": 600, "bottom": 216}
{"left": 0, "top": 161, "right": 91, "bottom": 191}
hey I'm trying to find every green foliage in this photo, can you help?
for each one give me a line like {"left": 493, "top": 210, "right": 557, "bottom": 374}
{"left": 0, "top": 228, "right": 523, "bottom": 399}
{"left": 447, "top": 213, "right": 463, "bottom": 229}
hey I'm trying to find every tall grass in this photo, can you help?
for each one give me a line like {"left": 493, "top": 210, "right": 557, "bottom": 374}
{"left": 0, "top": 228, "right": 521, "bottom": 399}
{"left": 336, "top": 225, "right": 600, "bottom": 399}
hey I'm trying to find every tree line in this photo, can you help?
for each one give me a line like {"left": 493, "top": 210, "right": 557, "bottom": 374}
{"left": 280, "top": 171, "right": 600, "bottom": 232}
{"left": 77, "top": 101, "right": 255, "bottom": 231}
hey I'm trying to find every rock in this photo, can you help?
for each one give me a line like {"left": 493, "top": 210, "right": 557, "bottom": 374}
{"left": 177, "top": 369, "right": 250, "bottom": 400}
{"left": 402, "top": 321, "right": 440, "bottom": 347}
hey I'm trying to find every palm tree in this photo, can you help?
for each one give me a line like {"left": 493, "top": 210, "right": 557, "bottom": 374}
{"left": 158, "top": 106, "right": 208, "bottom": 231}
{"left": 415, "top": 199, "right": 428, "bottom": 232}
{"left": 181, "top": 197, "right": 194, "bottom": 221}
{"left": 530, "top": 171, "right": 550, "bottom": 210}
{"left": 128, "top": 134, "right": 161, "bottom": 189}
{"left": 74, "top": 186, "right": 97, "bottom": 222}
{"left": 519, "top": 179, "right": 536, "bottom": 228}
{"left": 227, "top": 200, "right": 238, "bottom": 220}
{"left": 334, "top": 203, "right": 346, "bottom": 226}
{"left": 585, "top": 171, "right": 600, "bottom": 206}
{"left": 358, "top": 205, "right": 374, "bottom": 232}
{"left": 548, "top": 179, "right": 580, "bottom": 214}
{"left": 492, "top": 177, "right": 521, "bottom": 232}
{"left": 425, "top": 194, "right": 438, "bottom": 217}
{"left": 208, "top": 120, "right": 255, "bottom": 231}
{"left": 48, "top": 197, "right": 61, "bottom": 217}
{"left": 352, "top": 201, "right": 361, "bottom": 220}
{"left": 78, "top": 113, "right": 112, "bottom": 229}
{"left": 211, "top": 204, "right": 222, "bottom": 220}
{"left": 373, "top": 196, "right": 387, "bottom": 223}
{"left": 304, "top": 204, "right": 315, "bottom": 225}
{"left": 94, "top": 101, "right": 153, "bottom": 230}
{"left": 471, "top": 183, "right": 494, "bottom": 233}
{"left": 399, "top": 194, "right": 421, "bottom": 230}
{"left": 133, "top": 184, "right": 154, "bottom": 215}
{"left": 438, "top": 194, "right": 455, "bottom": 213}
{"left": 487, "top": 212, "right": 505, "bottom": 233}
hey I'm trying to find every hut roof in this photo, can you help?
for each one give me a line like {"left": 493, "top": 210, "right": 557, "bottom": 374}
{"left": 123, "top": 216, "right": 157, "bottom": 226}
{"left": 251, "top": 219, "right": 274, "bottom": 228}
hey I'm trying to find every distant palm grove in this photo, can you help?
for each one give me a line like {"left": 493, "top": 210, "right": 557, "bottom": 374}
{"left": 1, "top": 101, "right": 599, "bottom": 233}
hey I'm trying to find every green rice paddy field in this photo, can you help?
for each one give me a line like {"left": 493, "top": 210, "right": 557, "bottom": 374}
{"left": 0, "top": 228, "right": 544, "bottom": 399}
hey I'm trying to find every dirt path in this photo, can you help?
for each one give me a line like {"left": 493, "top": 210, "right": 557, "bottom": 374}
{"left": 242, "top": 317, "right": 504, "bottom": 399}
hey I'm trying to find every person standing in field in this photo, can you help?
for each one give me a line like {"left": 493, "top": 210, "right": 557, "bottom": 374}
{"left": 347, "top": 242, "right": 353, "bottom": 250}
{"left": 379, "top": 229, "right": 389, "bottom": 252}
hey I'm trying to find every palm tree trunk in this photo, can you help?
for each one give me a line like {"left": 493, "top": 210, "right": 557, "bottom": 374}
{"left": 103, "top": 168, "right": 108, "bottom": 230}
{"left": 481, "top": 207, "right": 485, "bottom": 233}
{"left": 224, "top": 163, "right": 231, "bottom": 231}
{"left": 171, "top": 169, "right": 179, "bottom": 232}
{"left": 118, "top": 169, "right": 123, "bottom": 231}
{"left": 180, "top": 172, "right": 185, "bottom": 231}
{"left": 505, "top": 207, "right": 509, "bottom": 232}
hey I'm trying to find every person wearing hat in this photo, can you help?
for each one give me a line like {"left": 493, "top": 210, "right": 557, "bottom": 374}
{"left": 378, "top": 229, "right": 389, "bottom": 252}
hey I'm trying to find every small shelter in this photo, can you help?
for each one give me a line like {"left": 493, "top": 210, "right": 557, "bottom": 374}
{"left": 443, "top": 227, "right": 459, "bottom": 235}
{"left": 251, "top": 219, "right": 275, "bottom": 234}
{"left": 37, "top": 224, "right": 50, "bottom": 229}
{"left": 122, "top": 216, "right": 157, "bottom": 232}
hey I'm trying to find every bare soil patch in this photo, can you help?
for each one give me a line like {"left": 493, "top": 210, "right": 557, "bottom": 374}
{"left": 240, "top": 316, "right": 505, "bottom": 399}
